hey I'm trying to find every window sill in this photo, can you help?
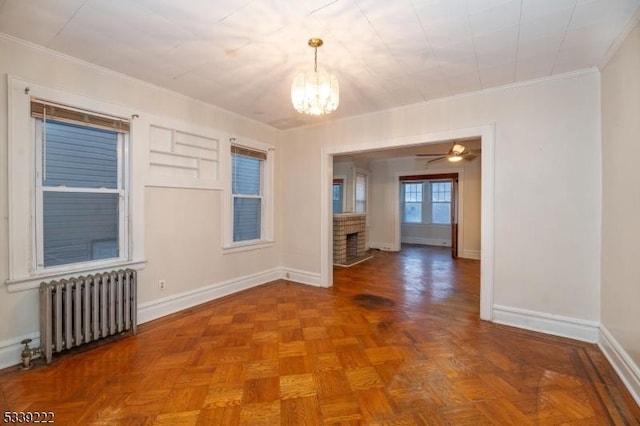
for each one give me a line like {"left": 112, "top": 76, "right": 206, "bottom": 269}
{"left": 5, "top": 259, "right": 147, "bottom": 293}
{"left": 222, "top": 240, "right": 274, "bottom": 255}
{"left": 401, "top": 222, "right": 452, "bottom": 227}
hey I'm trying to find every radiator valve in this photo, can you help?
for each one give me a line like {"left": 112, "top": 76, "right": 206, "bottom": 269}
{"left": 20, "top": 338, "right": 40, "bottom": 370}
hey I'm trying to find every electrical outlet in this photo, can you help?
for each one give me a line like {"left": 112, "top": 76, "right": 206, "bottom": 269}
{"left": 159, "top": 279, "right": 166, "bottom": 290}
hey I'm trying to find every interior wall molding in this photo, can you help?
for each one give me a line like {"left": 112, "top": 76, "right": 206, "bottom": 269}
{"left": 138, "top": 268, "right": 282, "bottom": 325}
{"left": 400, "top": 237, "right": 451, "bottom": 247}
{"left": 493, "top": 304, "right": 600, "bottom": 343}
{"left": 367, "top": 242, "right": 396, "bottom": 251}
{"left": 598, "top": 325, "right": 640, "bottom": 406}
{"left": 0, "top": 333, "right": 40, "bottom": 371}
{"left": 462, "top": 249, "right": 481, "bottom": 260}
{"left": 280, "top": 268, "right": 322, "bottom": 287}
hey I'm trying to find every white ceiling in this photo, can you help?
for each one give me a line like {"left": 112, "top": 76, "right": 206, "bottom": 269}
{"left": 1, "top": 0, "right": 639, "bottom": 130}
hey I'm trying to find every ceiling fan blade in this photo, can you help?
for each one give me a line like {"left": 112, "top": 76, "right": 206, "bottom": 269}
{"left": 416, "top": 153, "right": 449, "bottom": 157}
{"left": 463, "top": 154, "right": 477, "bottom": 161}
{"left": 427, "top": 156, "right": 446, "bottom": 163}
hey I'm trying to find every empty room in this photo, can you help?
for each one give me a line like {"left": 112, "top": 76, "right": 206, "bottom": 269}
{"left": 1, "top": 0, "right": 639, "bottom": 424}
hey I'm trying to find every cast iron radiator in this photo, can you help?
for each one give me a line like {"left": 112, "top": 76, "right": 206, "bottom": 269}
{"left": 39, "top": 269, "right": 137, "bottom": 364}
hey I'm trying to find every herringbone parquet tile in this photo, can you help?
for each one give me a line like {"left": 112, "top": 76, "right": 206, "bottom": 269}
{"left": 1, "top": 245, "right": 638, "bottom": 425}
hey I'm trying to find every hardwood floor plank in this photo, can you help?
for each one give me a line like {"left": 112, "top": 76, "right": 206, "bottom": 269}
{"left": 0, "top": 245, "right": 638, "bottom": 424}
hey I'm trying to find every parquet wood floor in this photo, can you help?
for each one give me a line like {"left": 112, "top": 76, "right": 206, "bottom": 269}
{"left": 1, "top": 245, "right": 639, "bottom": 425}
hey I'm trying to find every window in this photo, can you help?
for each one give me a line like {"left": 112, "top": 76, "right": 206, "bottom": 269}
{"left": 33, "top": 100, "right": 129, "bottom": 269}
{"left": 401, "top": 180, "right": 452, "bottom": 225}
{"left": 333, "top": 179, "right": 344, "bottom": 214}
{"left": 403, "top": 183, "right": 422, "bottom": 223}
{"left": 430, "top": 181, "right": 451, "bottom": 224}
{"left": 355, "top": 172, "right": 367, "bottom": 213}
{"left": 231, "top": 145, "right": 266, "bottom": 243}
{"left": 7, "top": 77, "right": 144, "bottom": 291}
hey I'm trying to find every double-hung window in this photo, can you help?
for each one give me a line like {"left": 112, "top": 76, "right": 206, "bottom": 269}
{"left": 401, "top": 180, "right": 452, "bottom": 225}
{"left": 355, "top": 172, "right": 367, "bottom": 214}
{"left": 7, "top": 78, "right": 143, "bottom": 291}
{"left": 430, "top": 181, "right": 452, "bottom": 224}
{"left": 32, "top": 100, "right": 129, "bottom": 269}
{"left": 333, "top": 178, "right": 344, "bottom": 214}
{"left": 231, "top": 146, "right": 266, "bottom": 242}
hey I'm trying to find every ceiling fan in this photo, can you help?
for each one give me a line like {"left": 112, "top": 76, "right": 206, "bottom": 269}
{"left": 416, "top": 143, "right": 480, "bottom": 163}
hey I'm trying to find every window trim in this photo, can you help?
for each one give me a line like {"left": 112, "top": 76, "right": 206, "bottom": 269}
{"left": 401, "top": 179, "right": 453, "bottom": 225}
{"left": 401, "top": 182, "right": 423, "bottom": 224}
{"left": 354, "top": 169, "right": 368, "bottom": 214}
{"left": 222, "top": 137, "right": 274, "bottom": 253}
{"left": 6, "top": 76, "right": 145, "bottom": 292}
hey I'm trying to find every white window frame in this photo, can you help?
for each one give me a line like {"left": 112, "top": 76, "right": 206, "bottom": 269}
{"left": 429, "top": 181, "right": 452, "bottom": 225}
{"left": 401, "top": 180, "right": 452, "bottom": 226}
{"left": 222, "top": 137, "right": 274, "bottom": 253}
{"left": 33, "top": 119, "right": 129, "bottom": 272}
{"left": 6, "top": 76, "right": 146, "bottom": 292}
{"left": 401, "top": 182, "right": 423, "bottom": 223}
{"left": 354, "top": 169, "right": 368, "bottom": 214}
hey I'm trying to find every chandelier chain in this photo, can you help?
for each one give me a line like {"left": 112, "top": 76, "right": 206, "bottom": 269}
{"left": 314, "top": 46, "right": 318, "bottom": 73}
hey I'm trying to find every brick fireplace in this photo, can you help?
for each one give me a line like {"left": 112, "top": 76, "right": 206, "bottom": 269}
{"left": 333, "top": 213, "right": 367, "bottom": 265}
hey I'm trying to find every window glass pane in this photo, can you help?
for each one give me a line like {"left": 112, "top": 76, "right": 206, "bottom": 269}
{"left": 431, "top": 181, "right": 451, "bottom": 202}
{"left": 333, "top": 183, "right": 343, "bottom": 214}
{"left": 232, "top": 155, "right": 261, "bottom": 195}
{"left": 355, "top": 173, "right": 367, "bottom": 213}
{"left": 43, "top": 192, "right": 119, "bottom": 267}
{"left": 404, "top": 183, "right": 422, "bottom": 202}
{"left": 404, "top": 202, "right": 422, "bottom": 223}
{"left": 432, "top": 203, "right": 451, "bottom": 224}
{"left": 44, "top": 120, "right": 118, "bottom": 189}
{"left": 233, "top": 197, "right": 261, "bottom": 241}
{"left": 356, "top": 175, "right": 366, "bottom": 200}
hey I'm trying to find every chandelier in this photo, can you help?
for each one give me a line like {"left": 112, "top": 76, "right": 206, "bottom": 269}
{"left": 291, "top": 38, "right": 339, "bottom": 115}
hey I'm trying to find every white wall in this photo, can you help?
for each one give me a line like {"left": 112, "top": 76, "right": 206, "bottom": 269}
{"left": 600, "top": 19, "right": 640, "bottom": 403}
{"left": 282, "top": 70, "right": 601, "bottom": 332}
{"left": 0, "top": 35, "right": 282, "bottom": 365}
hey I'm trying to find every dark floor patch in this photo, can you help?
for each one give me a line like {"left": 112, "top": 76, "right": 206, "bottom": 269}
{"left": 353, "top": 293, "right": 395, "bottom": 310}
{"left": 377, "top": 321, "right": 395, "bottom": 332}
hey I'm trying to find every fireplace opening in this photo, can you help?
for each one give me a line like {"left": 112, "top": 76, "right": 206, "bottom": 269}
{"left": 346, "top": 232, "right": 359, "bottom": 260}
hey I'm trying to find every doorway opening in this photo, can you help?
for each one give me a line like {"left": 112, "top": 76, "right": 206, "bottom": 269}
{"left": 320, "top": 125, "right": 494, "bottom": 320}
{"left": 399, "top": 173, "right": 460, "bottom": 259}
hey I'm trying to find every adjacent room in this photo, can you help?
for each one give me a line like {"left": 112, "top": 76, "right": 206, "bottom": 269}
{"left": 1, "top": 0, "right": 639, "bottom": 423}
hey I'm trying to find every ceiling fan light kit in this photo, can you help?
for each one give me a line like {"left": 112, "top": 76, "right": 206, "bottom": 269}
{"left": 416, "top": 141, "right": 480, "bottom": 164}
{"left": 291, "top": 38, "right": 339, "bottom": 116}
